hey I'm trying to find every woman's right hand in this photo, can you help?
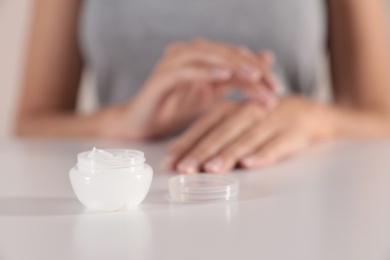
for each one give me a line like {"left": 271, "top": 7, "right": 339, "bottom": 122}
{"left": 103, "top": 39, "right": 282, "bottom": 139}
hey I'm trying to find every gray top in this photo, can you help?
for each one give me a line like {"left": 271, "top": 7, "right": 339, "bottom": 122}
{"left": 80, "top": 0, "right": 327, "bottom": 106}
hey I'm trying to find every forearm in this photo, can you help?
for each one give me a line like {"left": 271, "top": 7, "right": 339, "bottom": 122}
{"left": 323, "top": 104, "right": 390, "bottom": 139}
{"left": 328, "top": 0, "right": 390, "bottom": 112}
{"left": 14, "top": 111, "right": 111, "bottom": 138}
{"left": 14, "top": 100, "right": 144, "bottom": 139}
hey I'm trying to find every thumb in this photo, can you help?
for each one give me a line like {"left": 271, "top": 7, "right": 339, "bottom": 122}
{"left": 256, "top": 50, "right": 275, "bottom": 65}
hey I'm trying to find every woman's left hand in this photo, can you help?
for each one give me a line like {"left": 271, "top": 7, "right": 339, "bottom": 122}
{"left": 163, "top": 97, "right": 335, "bottom": 173}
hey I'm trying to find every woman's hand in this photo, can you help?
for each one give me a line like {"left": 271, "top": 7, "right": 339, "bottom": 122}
{"left": 144, "top": 39, "right": 282, "bottom": 102}
{"left": 164, "top": 97, "right": 334, "bottom": 173}
{"left": 104, "top": 39, "right": 282, "bottom": 139}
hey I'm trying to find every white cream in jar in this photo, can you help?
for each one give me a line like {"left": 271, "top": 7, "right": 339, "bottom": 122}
{"left": 69, "top": 148, "right": 153, "bottom": 211}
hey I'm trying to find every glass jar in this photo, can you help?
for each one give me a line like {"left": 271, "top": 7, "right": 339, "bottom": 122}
{"left": 69, "top": 148, "right": 153, "bottom": 211}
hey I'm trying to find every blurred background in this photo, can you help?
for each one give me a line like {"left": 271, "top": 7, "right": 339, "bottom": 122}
{"left": 0, "top": 0, "right": 31, "bottom": 140}
{"left": 1, "top": 1, "right": 389, "bottom": 140}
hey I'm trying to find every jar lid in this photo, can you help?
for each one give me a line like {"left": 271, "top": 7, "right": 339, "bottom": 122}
{"left": 169, "top": 175, "right": 239, "bottom": 203}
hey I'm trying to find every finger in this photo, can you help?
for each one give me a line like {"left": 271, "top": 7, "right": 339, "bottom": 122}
{"left": 162, "top": 102, "right": 237, "bottom": 170}
{"left": 194, "top": 39, "right": 274, "bottom": 89}
{"left": 235, "top": 46, "right": 270, "bottom": 83}
{"left": 239, "top": 131, "right": 309, "bottom": 169}
{"left": 176, "top": 103, "right": 265, "bottom": 174}
{"left": 188, "top": 81, "right": 236, "bottom": 108}
{"left": 163, "top": 45, "right": 265, "bottom": 103}
{"left": 203, "top": 83, "right": 229, "bottom": 104}
{"left": 255, "top": 51, "right": 284, "bottom": 95}
{"left": 236, "top": 80, "right": 279, "bottom": 109}
{"left": 191, "top": 39, "right": 263, "bottom": 82}
{"left": 263, "top": 73, "right": 285, "bottom": 96}
{"left": 210, "top": 82, "right": 232, "bottom": 100}
{"left": 191, "top": 39, "right": 244, "bottom": 68}
{"left": 164, "top": 41, "right": 253, "bottom": 75}
{"left": 256, "top": 50, "right": 275, "bottom": 65}
{"left": 157, "top": 65, "right": 232, "bottom": 91}
{"left": 192, "top": 40, "right": 278, "bottom": 101}
{"left": 227, "top": 72, "right": 279, "bottom": 109}
{"left": 165, "top": 47, "right": 235, "bottom": 69}
{"left": 203, "top": 117, "right": 278, "bottom": 173}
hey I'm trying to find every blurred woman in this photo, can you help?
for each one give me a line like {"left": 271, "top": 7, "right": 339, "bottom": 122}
{"left": 15, "top": 0, "right": 390, "bottom": 173}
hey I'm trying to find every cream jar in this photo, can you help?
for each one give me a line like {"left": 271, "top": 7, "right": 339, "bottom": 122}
{"left": 69, "top": 148, "right": 153, "bottom": 211}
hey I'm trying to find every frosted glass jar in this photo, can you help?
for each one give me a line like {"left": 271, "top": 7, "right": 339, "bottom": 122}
{"left": 69, "top": 148, "right": 153, "bottom": 211}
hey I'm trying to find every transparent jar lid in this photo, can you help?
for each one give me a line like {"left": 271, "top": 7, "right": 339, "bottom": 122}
{"left": 169, "top": 175, "right": 239, "bottom": 203}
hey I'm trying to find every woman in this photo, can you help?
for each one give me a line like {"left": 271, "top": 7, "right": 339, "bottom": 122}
{"left": 15, "top": 0, "right": 390, "bottom": 174}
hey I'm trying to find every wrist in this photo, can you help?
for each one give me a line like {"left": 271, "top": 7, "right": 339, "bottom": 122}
{"left": 310, "top": 102, "right": 340, "bottom": 141}
{"left": 324, "top": 104, "right": 390, "bottom": 139}
{"left": 96, "top": 106, "right": 124, "bottom": 139}
{"left": 97, "top": 103, "right": 142, "bottom": 140}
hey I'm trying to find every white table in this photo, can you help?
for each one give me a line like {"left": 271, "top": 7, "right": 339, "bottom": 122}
{"left": 1, "top": 139, "right": 390, "bottom": 260}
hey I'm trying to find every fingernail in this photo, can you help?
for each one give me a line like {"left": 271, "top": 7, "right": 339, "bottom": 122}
{"left": 161, "top": 154, "right": 177, "bottom": 170}
{"left": 204, "top": 157, "right": 224, "bottom": 173}
{"left": 177, "top": 157, "right": 198, "bottom": 174}
{"left": 213, "top": 68, "right": 232, "bottom": 80}
{"left": 240, "top": 156, "right": 257, "bottom": 168}
{"left": 240, "top": 64, "right": 261, "bottom": 81}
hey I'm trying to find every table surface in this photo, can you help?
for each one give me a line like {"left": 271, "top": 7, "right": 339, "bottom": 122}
{"left": 1, "top": 139, "right": 390, "bottom": 260}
